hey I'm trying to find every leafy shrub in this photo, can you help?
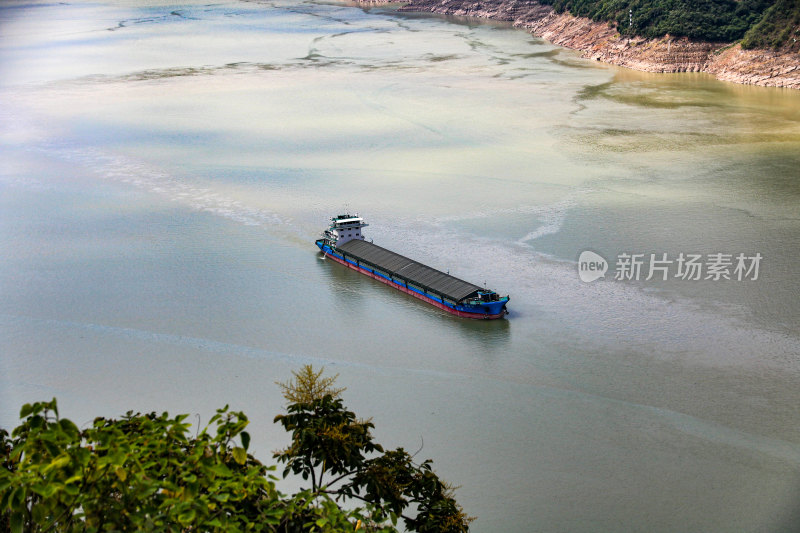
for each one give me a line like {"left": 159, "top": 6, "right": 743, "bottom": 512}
{"left": 539, "top": 0, "right": 776, "bottom": 42}
{"left": 0, "top": 366, "right": 472, "bottom": 532}
{"left": 741, "top": 0, "right": 800, "bottom": 50}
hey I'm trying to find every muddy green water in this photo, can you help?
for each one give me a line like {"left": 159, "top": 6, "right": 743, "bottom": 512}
{"left": 2, "top": 1, "right": 800, "bottom": 530}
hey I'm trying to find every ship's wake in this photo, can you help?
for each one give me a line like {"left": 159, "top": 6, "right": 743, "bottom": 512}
{"left": 383, "top": 213, "right": 800, "bottom": 374}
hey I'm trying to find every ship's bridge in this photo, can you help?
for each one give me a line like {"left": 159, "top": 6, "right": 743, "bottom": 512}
{"left": 328, "top": 213, "right": 368, "bottom": 245}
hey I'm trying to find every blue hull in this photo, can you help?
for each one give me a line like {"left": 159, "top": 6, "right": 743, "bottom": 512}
{"left": 316, "top": 240, "right": 509, "bottom": 318}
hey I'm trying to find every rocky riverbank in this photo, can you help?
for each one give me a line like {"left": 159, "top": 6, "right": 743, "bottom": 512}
{"left": 358, "top": 0, "right": 800, "bottom": 89}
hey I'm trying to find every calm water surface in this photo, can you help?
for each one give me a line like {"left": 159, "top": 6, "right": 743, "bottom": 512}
{"left": 2, "top": 1, "right": 800, "bottom": 530}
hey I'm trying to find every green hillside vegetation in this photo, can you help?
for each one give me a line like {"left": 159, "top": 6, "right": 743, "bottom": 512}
{"left": 741, "top": 0, "right": 800, "bottom": 50}
{"left": 1, "top": 366, "right": 472, "bottom": 532}
{"left": 538, "top": 0, "right": 779, "bottom": 42}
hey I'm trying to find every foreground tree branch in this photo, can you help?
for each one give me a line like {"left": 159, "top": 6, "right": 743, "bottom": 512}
{"left": 0, "top": 366, "right": 472, "bottom": 532}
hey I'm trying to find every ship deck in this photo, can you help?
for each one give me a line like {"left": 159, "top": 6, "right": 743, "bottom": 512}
{"left": 336, "top": 239, "right": 482, "bottom": 303}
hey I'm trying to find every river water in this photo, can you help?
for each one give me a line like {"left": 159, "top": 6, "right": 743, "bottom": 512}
{"left": 2, "top": 0, "right": 800, "bottom": 530}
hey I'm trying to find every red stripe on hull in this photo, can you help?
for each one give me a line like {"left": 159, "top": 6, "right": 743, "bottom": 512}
{"left": 324, "top": 251, "right": 505, "bottom": 320}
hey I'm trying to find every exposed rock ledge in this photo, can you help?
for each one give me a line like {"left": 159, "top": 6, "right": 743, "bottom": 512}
{"left": 357, "top": 0, "right": 800, "bottom": 89}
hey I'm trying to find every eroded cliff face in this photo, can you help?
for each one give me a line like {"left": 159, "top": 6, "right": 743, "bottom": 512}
{"left": 527, "top": 14, "right": 719, "bottom": 73}
{"left": 707, "top": 45, "right": 800, "bottom": 88}
{"left": 359, "top": 0, "right": 800, "bottom": 89}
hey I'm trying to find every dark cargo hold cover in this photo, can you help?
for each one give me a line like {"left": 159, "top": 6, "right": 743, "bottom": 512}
{"left": 337, "top": 239, "right": 482, "bottom": 302}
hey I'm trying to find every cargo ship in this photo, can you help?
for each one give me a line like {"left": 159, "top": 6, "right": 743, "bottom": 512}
{"left": 315, "top": 214, "right": 509, "bottom": 319}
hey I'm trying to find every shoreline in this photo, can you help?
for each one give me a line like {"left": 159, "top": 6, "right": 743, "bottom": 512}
{"left": 357, "top": 0, "right": 800, "bottom": 89}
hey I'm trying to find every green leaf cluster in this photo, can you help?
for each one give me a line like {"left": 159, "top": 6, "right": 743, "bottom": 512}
{"left": 741, "top": 0, "right": 800, "bottom": 50}
{"left": 274, "top": 366, "right": 473, "bottom": 533}
{"left": 540, "top": 0, "right": 777, "bottom": 42}
{"left": 1, "top": 366, "right": 472, "bottom": 532}
{"left": 1, "top": 399, "right": 278, "bottom": 532}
